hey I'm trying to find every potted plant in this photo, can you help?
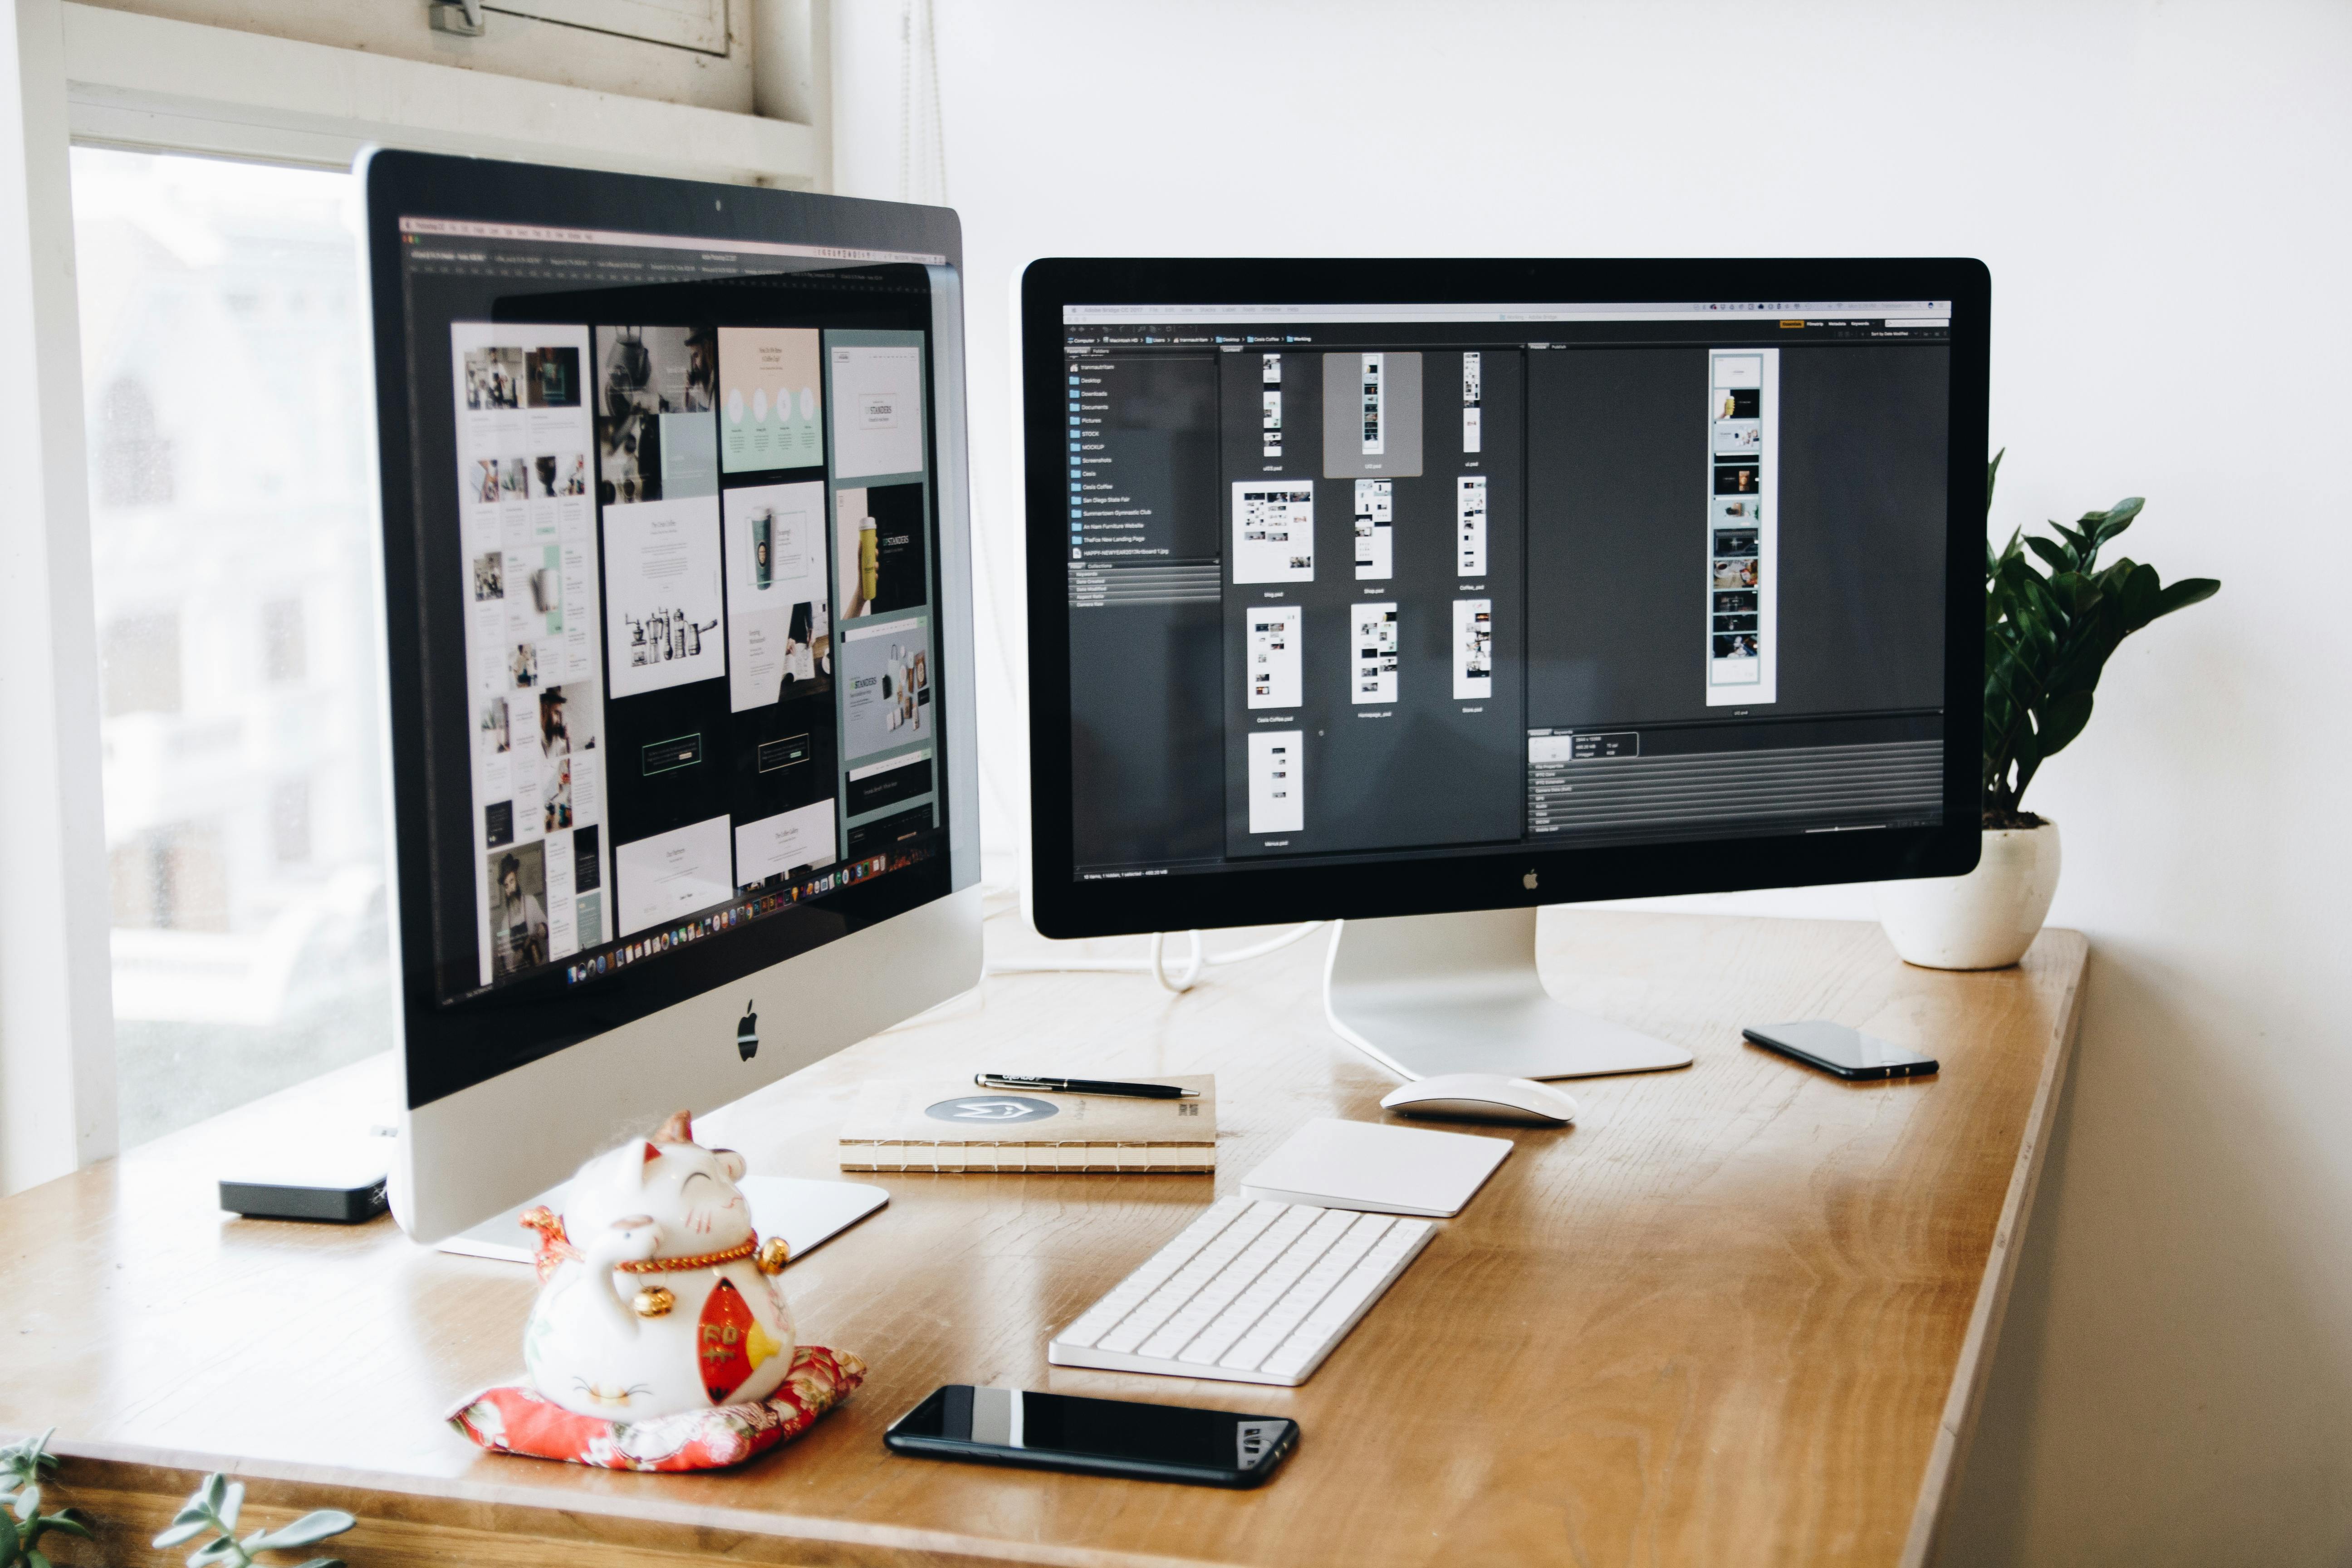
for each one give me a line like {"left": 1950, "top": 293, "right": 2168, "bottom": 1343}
{"left": 153, "top": 1474, "right": 353, "bottom": 1568}
{"left": 1876, "top": 452, "right": 2220, "bottom": 969}
{"left": 0, "top": 1429, "right": 92, "bottom": 1568}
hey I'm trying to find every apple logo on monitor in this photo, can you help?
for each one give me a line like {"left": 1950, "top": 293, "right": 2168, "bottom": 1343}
{"left": 737, "top": 1000, "right": 759, "bottom": 1061}
{"left": 1523, "top": 870, "right": 1539, "bottom": 891}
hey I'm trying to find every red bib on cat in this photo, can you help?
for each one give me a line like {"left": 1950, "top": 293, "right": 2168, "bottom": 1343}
{"left": 697, "top": 1277, "right": 784, "bottom": 1403}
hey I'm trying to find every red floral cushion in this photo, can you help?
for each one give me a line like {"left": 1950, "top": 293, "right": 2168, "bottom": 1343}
{"left": 447, "top": 1345, "right": 865, "bottom": 1472}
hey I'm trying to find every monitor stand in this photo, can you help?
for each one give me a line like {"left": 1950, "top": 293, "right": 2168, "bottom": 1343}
{"left": 1322, "top": 908, "right": 1695, "bottom": 1081}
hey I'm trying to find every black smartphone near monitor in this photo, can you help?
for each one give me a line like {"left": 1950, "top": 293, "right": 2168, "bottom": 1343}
{"left": 1744, "top": 1020, "right": 1940, "bottom": 1080}
{"left": 886, "top": 1385, "right": 1298, "bottom": 1488}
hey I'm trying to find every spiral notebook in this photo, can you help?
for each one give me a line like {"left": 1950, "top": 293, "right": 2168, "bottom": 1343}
{"left": 838, "top": 1075, "right": 1216, "bottom": 1173}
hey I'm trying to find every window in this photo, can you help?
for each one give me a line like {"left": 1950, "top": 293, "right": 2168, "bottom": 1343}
{"left": 96, "top": 376, "right": 172, "bottom": 506}
{"left": 263, "top": 597, "right": 306, "bottom": 684}
{"left": 99, "top": 611, "right": 181, "bottom": 715}
{"left": 73, "top": 147, "right": 394, "bottom": 1148}
{"left": 272, "top": 779, "right": 312, "bottom": 864}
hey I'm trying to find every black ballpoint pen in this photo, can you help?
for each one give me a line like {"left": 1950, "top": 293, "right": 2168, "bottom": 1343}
{"left": 975, "top": 1073, "right": 1199, "bottom": 1100}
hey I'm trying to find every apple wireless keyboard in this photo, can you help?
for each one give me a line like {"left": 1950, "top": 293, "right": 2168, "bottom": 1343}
{"left": 1048, "top": 1196, "right": 1436, "bottom": 1386}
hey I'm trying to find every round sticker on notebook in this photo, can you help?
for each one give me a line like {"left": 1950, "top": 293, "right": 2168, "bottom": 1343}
{"left": 924, "top": 1095, "right": 1060, "bottom": 1124}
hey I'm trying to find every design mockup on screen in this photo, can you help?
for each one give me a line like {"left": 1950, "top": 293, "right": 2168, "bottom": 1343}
{"left": 1059, "top": 295, "right": 1952, "bottom": 882}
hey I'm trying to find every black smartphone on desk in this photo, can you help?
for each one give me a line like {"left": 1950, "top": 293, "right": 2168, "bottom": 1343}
{"left": 1743, "top": 1020, "right": 1939, "bottom": 1080}
{"left": 886, "top": 1385, "right": 1298, "bottom": 1488}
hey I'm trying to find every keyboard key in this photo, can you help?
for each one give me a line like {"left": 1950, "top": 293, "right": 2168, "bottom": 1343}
{"left": 1054, "top": 1198, "right": 1252, "bottom": 1349}
{"left": 1176, "top": 1209, "right": 1330, "bottom": 1364}
{"left": 1137, "top": 1210, "right": 1311, "bottom": 1358}
{"left": 1096, "top": 1203, "right": 1284, "bottom": 1354}
{"left": 1262, "top": 1256, "right": 1400, "bottom": 1380}
{"left": 1049, "top": 1199, "right": 1438, "bottom": 1387}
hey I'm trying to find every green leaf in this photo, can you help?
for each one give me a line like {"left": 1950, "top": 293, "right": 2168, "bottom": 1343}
{"left": 2035, "top": 690, "right": 2096, "bottom": 759}
{"left": 2024, "top": 535, "right": 2073, "bottom": 574}
{"left": 1985, "top": 448, "right": 2004, "bottom": 514}
{"left": 1, "top": 1432, "right": 58, "bottom": 1489}
{"left": 188, "top": 1539, "right": 245, "bottom": 1568}
{"left": 154, "top": 1519, "right": 213, "bottom": 1548}
{"left": 243, "top": 1510, "right": 355, "bottom": 1551}
{"left": 202, "top": 1474, "right": 229, "bottom": 1513}
{"left": 2094, "top": 496, "right": 2144, "bottom": 536}
{"left": 10, "top": 1486, "right": 34, "bottom": 1522}
{"left": 220, "top": 1482, "right": 244, "bottom": 1529}
{"left": 2153, "top": 577, "right": 2220, "bottom": 615}
{"left": 289, "top": 1558, "right": 348, "bottom": 1568}
{"left": 35, "top": 1513, "right": 89, "bottom": 1541}
{"left": 27, "top": 1549, "right": 48, "bottom": 1568}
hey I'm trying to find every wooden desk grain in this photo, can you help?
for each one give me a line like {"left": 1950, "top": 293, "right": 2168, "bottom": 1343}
{"left": 0, "top": 911, "right": 2085, "bottom": 1568}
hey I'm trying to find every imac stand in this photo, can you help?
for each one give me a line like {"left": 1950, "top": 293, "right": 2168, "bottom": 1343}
{"left": 1323, "top": 908, "right": 1694, "bottom": 1081}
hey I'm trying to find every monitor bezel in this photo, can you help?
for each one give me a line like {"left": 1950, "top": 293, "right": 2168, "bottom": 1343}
{"left": 361, "top": 149, "right": 977, "bottom": 1109}
{"left": 1020, "top": 256, "right": 1989, "bottom": 939}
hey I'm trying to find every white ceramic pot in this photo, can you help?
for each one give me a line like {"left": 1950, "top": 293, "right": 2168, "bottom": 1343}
{"left": 1875, "top": 820, "right": 2062, "bottom": 970}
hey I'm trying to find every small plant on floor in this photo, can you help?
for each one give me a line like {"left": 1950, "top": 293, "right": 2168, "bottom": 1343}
{"left": 0, "top": 1429, "right": 94, "bottom": 1568}
{"left": 152, "top": 1475, "right": 353, "bottom": 1568}
{"left": 1981, "top": 450, "right": 2220, "bottom": 828}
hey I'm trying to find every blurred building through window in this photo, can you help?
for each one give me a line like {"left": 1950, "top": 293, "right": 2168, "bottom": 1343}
{"left": 72, "top": 147, "right": 393, "bottom": 1147}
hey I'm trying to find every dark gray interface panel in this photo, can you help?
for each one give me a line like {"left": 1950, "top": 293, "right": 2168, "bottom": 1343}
{"left": 1061, "top": 305, "right": 1951, "bottom": 881}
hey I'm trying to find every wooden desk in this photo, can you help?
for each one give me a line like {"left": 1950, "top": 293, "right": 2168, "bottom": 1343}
{"left": 0, "top": 911, "right": 2084, "bottom": 1568}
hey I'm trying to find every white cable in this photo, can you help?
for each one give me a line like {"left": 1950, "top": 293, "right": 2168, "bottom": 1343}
{"left": 1147, "top": 930, "right": 1204, "bottom": 992}
{"left": 986, "top": 922, "right": 1324, "bottom": 993}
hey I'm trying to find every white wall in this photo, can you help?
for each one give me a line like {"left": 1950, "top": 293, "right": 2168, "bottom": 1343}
{"left": 837, "top": 1, "right": 2352, "bottom": 1559}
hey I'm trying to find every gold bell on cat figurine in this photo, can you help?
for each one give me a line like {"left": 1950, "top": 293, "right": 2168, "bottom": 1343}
{"left": 632, "top": 1285, "right": 676, "bottom": 1318}
{"left": 756, "top": 1235, "right": 790, "bottom": 1275}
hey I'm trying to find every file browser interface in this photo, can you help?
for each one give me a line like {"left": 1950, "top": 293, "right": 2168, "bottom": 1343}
{"left": 1060, "top": 301, "right": 1954, "bottom": 879}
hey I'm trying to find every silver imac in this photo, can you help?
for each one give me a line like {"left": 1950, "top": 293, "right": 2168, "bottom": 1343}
{"left": 360, "top": 150, "right": 980, "bottom": 1245}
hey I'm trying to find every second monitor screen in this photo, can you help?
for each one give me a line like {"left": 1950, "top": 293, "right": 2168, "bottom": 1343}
{"left": 1062, "top": 304, "right": 1951, "bottom": 879}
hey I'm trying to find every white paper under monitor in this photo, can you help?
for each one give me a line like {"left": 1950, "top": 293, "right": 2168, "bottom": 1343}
{"left": 1240, "top": 1117, "right": 1510, "bottom": 1217}
{"left": 439, "top": 1175, "right": 887, "bottom": 1264}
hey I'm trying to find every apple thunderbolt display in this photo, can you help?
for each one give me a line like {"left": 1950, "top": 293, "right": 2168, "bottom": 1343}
{"left": 1022, "top": 260, "right": 1989, "bottom": 1079}
{"left": 363, "top": 151, "right": 980, "bottom": 1243}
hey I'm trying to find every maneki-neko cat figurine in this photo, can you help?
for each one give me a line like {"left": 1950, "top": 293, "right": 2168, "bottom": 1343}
{"left": 520, "top": 1112, "right": 796, "bottom": 1420}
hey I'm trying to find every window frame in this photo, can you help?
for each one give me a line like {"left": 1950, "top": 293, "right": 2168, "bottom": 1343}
{"left": 60, "top": 2, "right": 822, "bottom": 185}
{"left": 0, "top": 0, "right": 829, "bottom": 1193}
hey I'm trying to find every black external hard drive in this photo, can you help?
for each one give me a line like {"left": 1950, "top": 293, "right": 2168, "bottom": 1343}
{"left": 218, "top": 1141, "right": 392, "bottom": 1224}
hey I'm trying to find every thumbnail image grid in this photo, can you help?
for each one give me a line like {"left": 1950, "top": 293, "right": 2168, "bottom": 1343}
{"left": 1705, "top": 351, "right": 1776, "bottom": 703}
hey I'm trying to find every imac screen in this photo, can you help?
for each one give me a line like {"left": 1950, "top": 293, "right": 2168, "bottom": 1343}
{"left": 390, "top": 216, "right": 953, "bottom": 1063}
